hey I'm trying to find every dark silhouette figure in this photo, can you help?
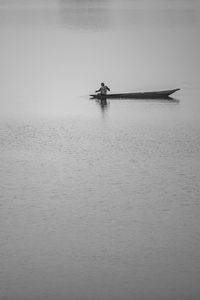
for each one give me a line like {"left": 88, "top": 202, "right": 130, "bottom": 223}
{"left": 95, "top": 82, "right": 110, "bottom": 95}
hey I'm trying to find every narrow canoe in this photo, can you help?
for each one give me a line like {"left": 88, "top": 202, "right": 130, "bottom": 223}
{"left": 90, "top": 88, "right": 180, "bottom": 99}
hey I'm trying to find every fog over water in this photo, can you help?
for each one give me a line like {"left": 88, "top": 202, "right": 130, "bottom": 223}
{"left": 0, "top": 1, "right": 200, "bottom": 300}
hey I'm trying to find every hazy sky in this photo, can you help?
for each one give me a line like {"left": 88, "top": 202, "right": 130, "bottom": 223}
{"left": 0, "top": 0, "right": 199, "bottom": 117}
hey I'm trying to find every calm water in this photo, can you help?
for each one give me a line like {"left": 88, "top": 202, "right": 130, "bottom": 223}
{"left": 0, "top": 1, "right": 200, "bottom": 300}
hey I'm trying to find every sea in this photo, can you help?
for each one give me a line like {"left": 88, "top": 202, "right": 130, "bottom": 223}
{"left": 0, "top": 1, "right": 200, "bottom": 300}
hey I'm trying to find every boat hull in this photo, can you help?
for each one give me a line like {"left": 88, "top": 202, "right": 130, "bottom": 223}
{"left": 90, "top": 89, "right": 180, "bottom": 99}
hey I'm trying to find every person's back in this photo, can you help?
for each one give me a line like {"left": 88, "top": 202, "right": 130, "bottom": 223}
{"left": 96, "top": 82, "right": 110, "bottom": 95}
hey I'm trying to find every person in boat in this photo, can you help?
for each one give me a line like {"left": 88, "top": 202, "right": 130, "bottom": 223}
{"left": 96, "top": 82, "right": 110, "bottom": 95}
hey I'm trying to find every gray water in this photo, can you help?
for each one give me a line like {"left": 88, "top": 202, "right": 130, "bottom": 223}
{"left": 0, "top": 1, "right": 200, "bottom": 300}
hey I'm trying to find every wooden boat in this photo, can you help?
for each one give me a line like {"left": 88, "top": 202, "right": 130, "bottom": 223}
{"left": 90, "top": 88, "right": 180, "bottom": 99}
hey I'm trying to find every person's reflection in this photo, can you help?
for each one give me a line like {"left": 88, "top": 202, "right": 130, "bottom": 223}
{"left": 96, "top": 98, "right": 109, "bottom": 115}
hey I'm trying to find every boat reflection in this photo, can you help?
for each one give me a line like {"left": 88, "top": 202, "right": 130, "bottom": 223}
{"left": 92, "top": 96, "right": 180, "bottom": 104}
